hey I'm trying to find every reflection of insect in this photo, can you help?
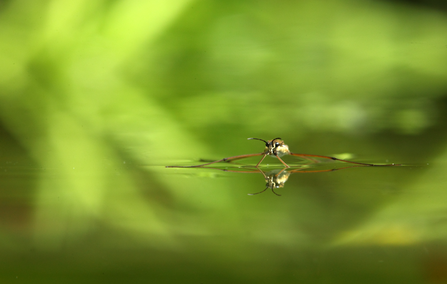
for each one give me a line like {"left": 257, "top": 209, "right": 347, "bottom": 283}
{"left": 166, "top": 137, "right": 398, "bottom": 169}
{"left": 201, "top": 164, "right": 368, "bottom": 196}
{"left": 255, "top": 168, "right": 290, "bottom": 196}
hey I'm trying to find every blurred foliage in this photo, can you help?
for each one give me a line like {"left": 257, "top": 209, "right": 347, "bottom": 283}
{"left": 0, "top": 0, "right": 447, "bottom": 283}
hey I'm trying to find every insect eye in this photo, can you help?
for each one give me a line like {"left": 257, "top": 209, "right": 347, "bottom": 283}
{"left": 275, "top": 142, "right": 279, "bottom": 147}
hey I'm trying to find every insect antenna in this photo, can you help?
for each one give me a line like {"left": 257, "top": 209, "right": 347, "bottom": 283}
{"left": 247, "top": 137, "right": 269, "bottom": 146}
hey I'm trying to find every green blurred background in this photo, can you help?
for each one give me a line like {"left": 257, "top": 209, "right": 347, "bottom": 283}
{"left": 1, "top": 0, "right": 447, "bottom": 283}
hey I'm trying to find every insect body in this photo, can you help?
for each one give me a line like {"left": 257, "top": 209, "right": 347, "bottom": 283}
{"left": 247, "top": 137, "right": 291, "bottom": 168}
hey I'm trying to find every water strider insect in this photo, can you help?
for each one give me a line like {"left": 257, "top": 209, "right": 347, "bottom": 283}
{"left": 166, "top": 137, "right": 399, "bottom": 169}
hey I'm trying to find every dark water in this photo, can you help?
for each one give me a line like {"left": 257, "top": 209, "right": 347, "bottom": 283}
{"left": 1, "top": 0, "right": 447, "bottom": 283}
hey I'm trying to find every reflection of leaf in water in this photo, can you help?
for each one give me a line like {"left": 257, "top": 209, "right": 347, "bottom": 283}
{"left": 332, "top": 158, "right": 440, "bottom": 246}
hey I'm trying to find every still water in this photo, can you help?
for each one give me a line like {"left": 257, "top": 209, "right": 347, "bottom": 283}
{"left": 0, "top": 141, "right": 445, "bottom": 283}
